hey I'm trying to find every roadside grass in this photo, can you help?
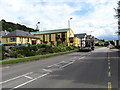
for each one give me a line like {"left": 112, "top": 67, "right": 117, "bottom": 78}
{"left": 0, "top": 50, "right": 78, "bottom": 65}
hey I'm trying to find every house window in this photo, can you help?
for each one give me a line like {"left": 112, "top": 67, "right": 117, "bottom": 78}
{"left": 10, "top": 37, "right": 16, "bottom": 42}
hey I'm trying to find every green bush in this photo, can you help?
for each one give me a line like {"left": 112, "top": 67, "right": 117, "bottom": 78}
{"left": 28, "top": 51, "right": 36, "bottom": 56}
{"left": 30, "top": 45, "right": 38, "bottom": 51}
{"left": 17, "top": 54, "right": 24, "bottom": 58}
{"left": 58, "top": 43, "right": 66, "bottom": 47}
{"left": 37, "top": 44, "right": 51, "bottom": 48}
{"left": 17, "top": 47, "right": 30, "bottom": 56}
{"left": 66, "top": 46, "right": 74, "bottom": 50}
{"left": 10, "top": 51, "right": 18, "bottom": 58}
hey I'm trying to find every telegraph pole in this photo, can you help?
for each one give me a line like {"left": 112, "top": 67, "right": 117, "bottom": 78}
{"left": 114, "top": 1, "right": 120, "bottom": 48}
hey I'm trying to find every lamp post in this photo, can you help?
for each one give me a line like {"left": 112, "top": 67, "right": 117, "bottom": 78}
{"left": 68, "top": 17, "right": 72, "bottom": 29}
{"left": 35, "top": 22, "right": 40, "bottom": 32}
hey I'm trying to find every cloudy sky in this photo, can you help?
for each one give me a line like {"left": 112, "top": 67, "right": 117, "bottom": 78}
{"left": 0, "top": 0, "right": 119, "bottom": 40}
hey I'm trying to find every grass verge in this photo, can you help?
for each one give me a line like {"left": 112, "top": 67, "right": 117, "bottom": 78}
{"left": 0, "top": 50, "right": 78, "bottom": 65}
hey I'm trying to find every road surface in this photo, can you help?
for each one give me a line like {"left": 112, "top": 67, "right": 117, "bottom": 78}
{"left": 0, "top": 47, "right": 119, "bottom": 89}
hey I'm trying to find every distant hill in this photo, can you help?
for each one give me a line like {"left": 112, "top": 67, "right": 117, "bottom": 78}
{"left": 0, "top": 19, "right": 35, "bottom": 32}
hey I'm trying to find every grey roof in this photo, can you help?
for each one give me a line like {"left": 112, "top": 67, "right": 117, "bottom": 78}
{"left": 2, "top": 30, "right": 39, "bottom": 39}
{"left": 0, "top": 31, "right": 9, "bottom": 37}
{"left": 87, "top": 35, "right": 91, "bottom": 39}
{"left": 31, "top": 28, "right": 71, "bottom": 35}
{"left": 74, "top": 33, "right": 86, "bottom": 38}
{"left": 87, "top": 35, "right": 94, "bottom": 39}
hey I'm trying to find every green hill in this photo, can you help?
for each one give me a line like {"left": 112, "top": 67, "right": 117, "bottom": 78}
{"left": 0, "top": 19, "right": 34, "bottom": 32}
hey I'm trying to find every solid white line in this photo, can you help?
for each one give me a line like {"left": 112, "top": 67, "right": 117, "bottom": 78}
{"left": 59, "top": 61, "right": 74, "bottom": 69}
{"left": 24, "top": 75, "right": 33, "bottom": 79}
{"left": 11, "top": 73, "right": 49, "bottom": 90}
{"left": 0, "top": 72, "right": 33, "bottom": 85}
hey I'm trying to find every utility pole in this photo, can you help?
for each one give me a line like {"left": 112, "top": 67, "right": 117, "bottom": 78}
{"left": 0, "top": 20, "right": 2, "bottom": 31}
{"left": 68, "top": 17, "right": 72, "bottom": 29}
{"left": 34, "top": 22, "right": 40, "bottom": 32}
{"left": 114, "top": 1, "right": 120, "bottom": 48}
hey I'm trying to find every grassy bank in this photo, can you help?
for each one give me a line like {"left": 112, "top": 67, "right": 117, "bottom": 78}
{"left": 1, "top": 50, "right": 78, "bottom": 65}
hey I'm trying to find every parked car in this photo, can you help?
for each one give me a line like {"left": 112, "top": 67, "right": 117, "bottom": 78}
{"left": 91, "top": 46, "right": 95, "bottom": 50}
{"left": 9, "top": 44, "right": 28, "bottom": 49}
{"left": 0, "top": 43, "right": 4, "bottom": 45}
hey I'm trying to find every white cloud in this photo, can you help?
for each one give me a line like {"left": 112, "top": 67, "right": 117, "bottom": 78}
{"left": 0, "top": 0, "right": 118, "bottom": 40}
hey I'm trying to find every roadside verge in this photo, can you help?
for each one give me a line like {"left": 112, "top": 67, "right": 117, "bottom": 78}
{"left": 0, "top": 50, "right": 78, "bottom": 65}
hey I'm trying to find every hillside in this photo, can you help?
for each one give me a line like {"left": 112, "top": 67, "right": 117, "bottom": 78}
{"left": 0, "top": 19, "right": 34, "bottom": 32}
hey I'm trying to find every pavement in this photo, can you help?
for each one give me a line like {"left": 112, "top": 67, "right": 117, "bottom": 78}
{"left": 0, "top": 47, "right": 119, "bottom": 90}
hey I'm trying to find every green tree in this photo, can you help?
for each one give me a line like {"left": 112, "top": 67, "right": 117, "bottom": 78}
{"left": 7, "top": 28, "right": 12, "bottom": 32}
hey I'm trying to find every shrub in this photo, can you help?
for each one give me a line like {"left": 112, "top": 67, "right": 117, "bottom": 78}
{"left": 17, "top": 47, "right": 30, "bottom": 56}
{"left": 28, "top": 51, "right": 36, "bottom": 56}
{"left": 17, "top": 54, "right": 24, "bottom": 58}
{"left": 66, "top": 46, "right": 74, "bottom": 50}
{"left": 10, "top": 51, "right": 18, "bottom": 58}
{"left": 30, "top": 45, "right": 38, "bottom": 51}
{"left": 58, "top": 43, "right": 66, "bottom": 47}
{"left": 37, "top": 44, "right": 50, "bottom": 48}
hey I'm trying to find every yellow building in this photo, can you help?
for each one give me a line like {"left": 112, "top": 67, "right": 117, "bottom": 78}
{"left": 69, "top": 37, "right": 80, "bottom": 47}
{"left": 2, "top": 30, "right": 40, "bottom": 45}
{"left": 31, "top": 28, "right": 80, "bottom": 46}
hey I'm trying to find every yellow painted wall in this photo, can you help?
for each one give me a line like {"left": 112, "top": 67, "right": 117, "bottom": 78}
{"left": 73, "top": 37, "right": 80, "bottom": 47}
{"left": 2, "top": 37, "right": 40, "bottom": 45}
{"left": 67, "top": 29, "right": 74, "bottom": 46}
{"left": 2, "top": 37, "right": 17, "bottom": 44}
{"left": 32, "top": 29, "right": 75, "bottom": 46}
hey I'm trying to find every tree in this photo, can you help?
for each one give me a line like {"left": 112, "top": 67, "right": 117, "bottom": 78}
{"left": 104, "top": 41, "right": 109, "bottom": 46}
{"left": 7, "top": 28, "right": 12, "bottom": 32}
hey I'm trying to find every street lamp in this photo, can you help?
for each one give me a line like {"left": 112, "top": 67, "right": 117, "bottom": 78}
{"left": 68, "top": 17, "right": 72, "bottom": 29}
{"left": 35, "top": 22, "right": 40, "bottom": 32}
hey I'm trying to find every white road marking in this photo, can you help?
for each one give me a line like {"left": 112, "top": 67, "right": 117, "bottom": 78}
{"left": 0, "top": 72, "right": 33, "bottom": 85}
{"left": 73, "top": 57, "right": 77, "bottom": 59}
{"left": 59, "top": 61, "right": 74, "bottom": 69}
{"left": 11, "top": 72, "right": 49, "bottom": 90}
{"left": 79, "top": 56, "right": 85, "bottom": 59}
{"left": 42, "top": 69, "right": 52, "bottom": 72}
{"left": 47, "top": 61, "right": 66, "bottom": 67}
{"left": 24, "top": 75, "right": 33, "bottom": 79}
{"left": 0, "top": 66, "right": 10, "bottom": 69}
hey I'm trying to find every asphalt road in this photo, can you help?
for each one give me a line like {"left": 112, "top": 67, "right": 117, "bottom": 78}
{"left": 1, "top": 47, "right": 119, "bottom": 90}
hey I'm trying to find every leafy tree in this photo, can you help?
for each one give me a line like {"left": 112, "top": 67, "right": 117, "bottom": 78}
{"left": 7, "top": 28, "right": 12, "bottom": 32}
{"left": 104, "top": 41, "right": 109, "bottom": 46}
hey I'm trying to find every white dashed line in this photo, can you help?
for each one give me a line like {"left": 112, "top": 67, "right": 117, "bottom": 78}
{"left": 59, "top": 61, "right": 74, "bottom": 69}
{"left": 47, "top": 61, "right": 66, "bottom": 67}
{"left": 24, "top": 75, "right": 33, "bottom": 79}
{"left": 42, "top": 69, "right": 52, "bottom": 72}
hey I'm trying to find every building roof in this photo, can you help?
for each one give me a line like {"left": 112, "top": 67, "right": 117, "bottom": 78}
{"left": 2, "top": 30, "right": 39, "bottom": 39}
{"left": 87, "top": 35, "right": 92, "bottom": 39}
{"left": 30, "top": 28, "right": 71, "bottom": 35}
{"left": 74, "top": 33, "right": 86, "bottom": 38}
{"left": 0, "top": 31, "right": 9, "bottom": 37}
